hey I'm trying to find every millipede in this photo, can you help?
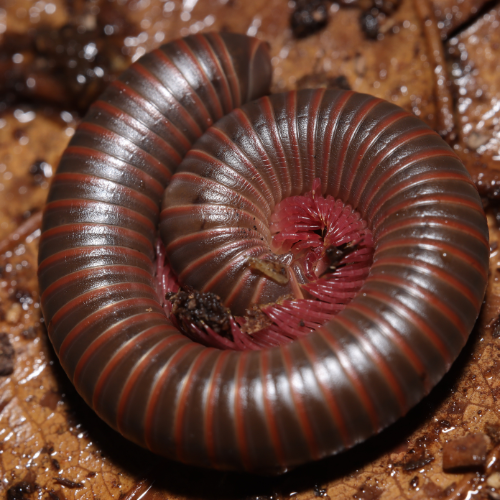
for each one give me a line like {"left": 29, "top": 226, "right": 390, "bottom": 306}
{"left": 38, "top": 32, "right": 489, "bottom": 474}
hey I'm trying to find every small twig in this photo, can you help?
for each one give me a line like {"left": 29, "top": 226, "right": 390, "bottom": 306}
{"left": 247, "top": 256, "right": 290, "bottom": 284}
{"left": 53, "top": 477, "right": 83, "bottom": 489}
{"left": 414, "top": 0, "right": 456, "bottom": 143}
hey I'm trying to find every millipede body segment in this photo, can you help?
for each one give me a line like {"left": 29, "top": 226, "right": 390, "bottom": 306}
{"left": 38, "top": 32, "right": 489, "bottom": 474}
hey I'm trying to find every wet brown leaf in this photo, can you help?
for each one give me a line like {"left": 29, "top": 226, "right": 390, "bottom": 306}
{"left": 1, "top": 1, "right": 500, "bottom": 499}
{"left": 447, "top": 5, "right": 500, "bottom": 201}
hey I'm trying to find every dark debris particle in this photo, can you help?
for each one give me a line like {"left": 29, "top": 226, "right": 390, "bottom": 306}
{"left": 320, "top": 241, "right": 359, "bottom": 276}
{"left": 490, "top": 316, "right": 500, "bottom": 338}
{"left": 53, "top": 478, "right": 83, "bottom": 489}
{"left": 330, "top": 75, "right": 351, "bottom": 90}
{"left": 240, "top": 306, "right": 273, "bottom": 335}
{"left": 51, "top": 459, "right": 61, "bottom": 470}
{"left": 313, "top": 484, "right": 329, "bottom": 497}
{"left": 0, "top": 332, "right": 15, "bottom": 376}
{"left": 394, "top": 447, "right": 435, "bottom": 471}
{"left": 48, "top": 491, "right": 66, "bottom": 500}
{"left": 29, "top": 160, "right": 51, "bottom": 185}
{"left": 410, "top": 476, "right": 419, "bottom": 489}
{"left": 21, "top": 327, "right": 38, "bottom": 340}
{"left": 402, "top": 454, "right": 434, "bottom": 471}
{"left": 13, "top": 129, "right": 27, "bottom": 141}
{"left": 29, "top": 160, "right": 46, "bottom": 176}
{"left": 326, "top": 242, "right": 355, "bottom": 266}
{"left": 0, "top": 2, "right": 134, "bottom": 113}
{"left": 442, "top": 433, "right": 488, "bottom": 472}
{"left": 11, "top": 288, "right": 33, "bottom": 306}
{"left": 485, "top": 423, "right": 500, "bottom": 444}
{"left": 7, "top": 481, "right": 37, "bottom": 500}
{"left": 167, "top": 286, "right": 233, "bottom": 340}
{"left": 373, "top": 0, "right": 402, "bottom": 14}
{"left": 291, "top": 0, "right": 330, "bottom": 38}
{"left": 360, "top": 8, "right": 380, "bottom": 39}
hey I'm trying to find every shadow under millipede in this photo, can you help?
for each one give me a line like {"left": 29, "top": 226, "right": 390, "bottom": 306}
{"left": 43, "top": 313, "right": 480, "bottom": 500}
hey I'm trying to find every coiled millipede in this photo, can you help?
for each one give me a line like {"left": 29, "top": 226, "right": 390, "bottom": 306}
{"left": 38, "top": 32, "right": 489, "bottom": 474}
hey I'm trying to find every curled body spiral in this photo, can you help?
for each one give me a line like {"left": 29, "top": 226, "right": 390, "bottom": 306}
{"left": 38, "top": 33, "right": 489, "bottom": 474}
